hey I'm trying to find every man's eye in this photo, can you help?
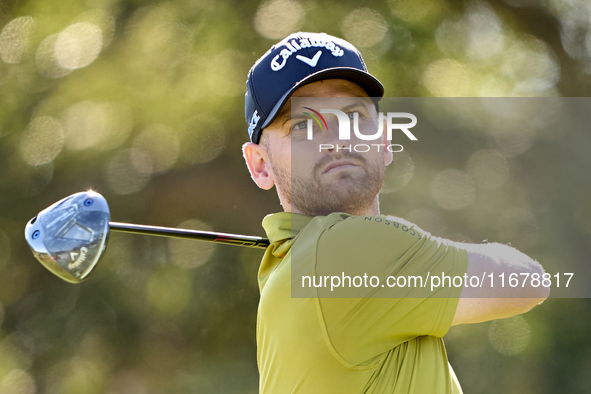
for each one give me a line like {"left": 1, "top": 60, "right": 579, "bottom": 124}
{"left": 347, "top": 112, "right": 356, "bottom": 120}
{"left": 293, "top": 120, "right": 307, "bottom": 130}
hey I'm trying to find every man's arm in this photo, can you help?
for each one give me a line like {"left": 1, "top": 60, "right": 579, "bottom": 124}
{"left": 450, "top": 242, "right": 550, "bottom": 326}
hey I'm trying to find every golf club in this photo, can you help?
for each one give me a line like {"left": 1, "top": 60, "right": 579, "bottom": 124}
{"left": 25, "top": 191, "right": 270, "bottom": 284}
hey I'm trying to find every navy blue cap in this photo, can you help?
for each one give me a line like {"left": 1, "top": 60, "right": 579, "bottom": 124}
{"left": 245, "top": 32, "right": 384, "bottom": 144}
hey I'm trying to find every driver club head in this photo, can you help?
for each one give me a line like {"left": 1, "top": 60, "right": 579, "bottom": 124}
{"left": 25, "top": 191, "right": 111, "bottom": 284}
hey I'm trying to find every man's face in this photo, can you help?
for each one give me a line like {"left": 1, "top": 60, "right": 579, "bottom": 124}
{"left": 245, "top": 79, "right": 392, "bottom": 216}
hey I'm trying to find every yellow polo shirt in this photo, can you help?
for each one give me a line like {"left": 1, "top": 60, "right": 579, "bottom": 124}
{"left": 258, "top": 212, "right": 468, "bottom": 393}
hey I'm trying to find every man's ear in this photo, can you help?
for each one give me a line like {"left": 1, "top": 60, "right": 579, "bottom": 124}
{"left": 242, "top": 142, "right": 275, "bottom": 190}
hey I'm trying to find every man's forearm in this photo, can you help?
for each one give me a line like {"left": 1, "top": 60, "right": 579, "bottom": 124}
{"left": 449, "top": 241, "right": 550, "bottom": 325}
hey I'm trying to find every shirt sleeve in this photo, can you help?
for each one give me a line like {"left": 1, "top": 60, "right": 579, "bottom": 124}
{"left": 312, "top": 214, "right": 468, "bottom": 367}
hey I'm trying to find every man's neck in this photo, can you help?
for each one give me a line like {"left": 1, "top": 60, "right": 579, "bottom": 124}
{"left": 285, "top": 198, "right": 381, "bottom": 217}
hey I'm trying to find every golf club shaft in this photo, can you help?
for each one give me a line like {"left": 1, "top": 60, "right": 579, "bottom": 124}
{"left": 109, "top": 222, "right": 270, "bottom": 249}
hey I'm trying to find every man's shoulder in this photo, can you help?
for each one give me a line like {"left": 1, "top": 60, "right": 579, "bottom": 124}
{"left": 299, "top": 213, "right": 427, "bottom": 247}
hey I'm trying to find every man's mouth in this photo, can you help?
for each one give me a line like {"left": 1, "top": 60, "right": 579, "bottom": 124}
{"left": 322, "top": 160, "right": 359, "bottom": 174}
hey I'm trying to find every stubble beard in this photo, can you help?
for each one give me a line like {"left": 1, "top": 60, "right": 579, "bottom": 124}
{"left": 270, "top": 151, "right": 385, "bottom": 216}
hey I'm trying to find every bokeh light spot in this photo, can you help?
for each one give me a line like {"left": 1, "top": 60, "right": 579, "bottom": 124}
{"left": 586, "top": 29, "right": 591, "bottom": 59}
{"left": 341, "top": 8, "right": 388, "bottom": 48}
{"left": 20, "top": 116, "right": 64, "bottom": 166}
{"left": 0, "top": 369, "right": 36, "bottom": 394}
{"left": 464, "top": 3, "right": 504, "bottom": 60}
{"left": 142, "top": 21, "right": 192, "bottom": 69}
{"left": 561, "top": 23, "right": 588, "bottom": 60}
{"left": 180, "top": 115, "right": 226, "bottom": 165}
{"left": 466, "top": 149, "right": 510, "bottom": 190}
{"left": 0, "top": 16, "right": 35, "bottom": 64}
{"left": 131, "top": 125, "right": 180, "bottom": 175}
{"left": 47, "top": 357, "right": 103, "bottom": 394}
{"left": 434, "top": 17, "right": 468, "bottom": 58}
{"left": 0, "top": 335, "right": 34, "bottom": 377}
{"left": 388, "top": 0, "right": 438, "bottom": 22}
{"left": 500, "top": 35, "right": 560, "bottom": 94}
{"left": 103, "top": 235, "right": 149, "bottom": 292}
{"left": 254, "top": 0, "right": 305, "bottom": 39}
{"left": 206, "top": 50, "right": 248, "bottom": 98}
{"left": 488, "top": 120, "right": 536, "bottom": 157}
{"left": 169, "top": 219, "right": 216, "bottom": 269}
{"left": 423, "top": 59, "right": 475, "bottom": 96}
{"left": 488, "top": 315, "right": 531, "bottom": 356}
{"left": 76, "top": 9, "right": 116, "bottom": 48}
{"left": 35, "top": 34, "right": 71, "bottom": 79}
{"left": 105, "top": 150, "right": 151, "bottom": 195}
{"left": 62, "top": 100, "right": 133, "bottom": 151}
{"left": 431, "top": 169, "right": 476, "bottom": 210}
{"left": 380, "top": 151, "right": 415, "bottom": 194}
{"left": 55, "top": 22, "right": 103, "bottom": 70}
{"left": 127, "top": 6, "right": 193, "bottom": 69}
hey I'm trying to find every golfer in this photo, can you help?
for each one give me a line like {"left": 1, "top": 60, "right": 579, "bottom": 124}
{"left": 242, "top": 32, "right": 549, "bottom": 393}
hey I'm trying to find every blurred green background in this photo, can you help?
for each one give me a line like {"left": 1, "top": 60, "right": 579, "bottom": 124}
{"left": 1, "top": 0, "right": 590, "bottom": 392}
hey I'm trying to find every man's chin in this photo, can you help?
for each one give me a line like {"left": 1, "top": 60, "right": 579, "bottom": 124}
{"left": 287, "top": 167, "right": 385, "bottom": 216}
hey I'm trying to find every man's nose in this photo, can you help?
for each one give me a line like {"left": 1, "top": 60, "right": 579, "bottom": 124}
{"left": 321, "top": 117, "right": 348, "bottom": 144}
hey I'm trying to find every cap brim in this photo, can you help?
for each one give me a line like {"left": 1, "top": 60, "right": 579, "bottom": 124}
{"left": 259, "top": 67, "right": 385, "bottom": 131}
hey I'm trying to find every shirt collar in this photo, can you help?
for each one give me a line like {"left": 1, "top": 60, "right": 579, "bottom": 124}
{"left": 258, "top": 213, "right": 313, "bottom": 288}
{"left": 262, "top": 212, "right": 313, "bottom": 243}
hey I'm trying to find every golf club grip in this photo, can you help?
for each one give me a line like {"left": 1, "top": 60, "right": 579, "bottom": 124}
{"left": 109, "top": 222, "right": 270, "bottom": 249}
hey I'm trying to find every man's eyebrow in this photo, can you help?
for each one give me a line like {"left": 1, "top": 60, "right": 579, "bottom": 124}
{"left": 278, "top": 97, "right": 373, "bottom": 126}
{"left": 276, "top": 106, "right": 295, "bottom": 125}
{"left": 279, "top": 114, "right": 306, "bottom": 130}
{"left": 340, "top": 98, "right": 373, "bottom": 113}
{"left": 271, "top": 110, "right": 306, "bottom": 131}
{"left": 279, "top": 106, "right": 313, "bottom": 127}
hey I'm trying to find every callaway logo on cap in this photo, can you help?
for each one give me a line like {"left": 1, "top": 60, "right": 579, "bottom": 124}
{"left": 244, "top": 32, "right": 384, "bottom": 144}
